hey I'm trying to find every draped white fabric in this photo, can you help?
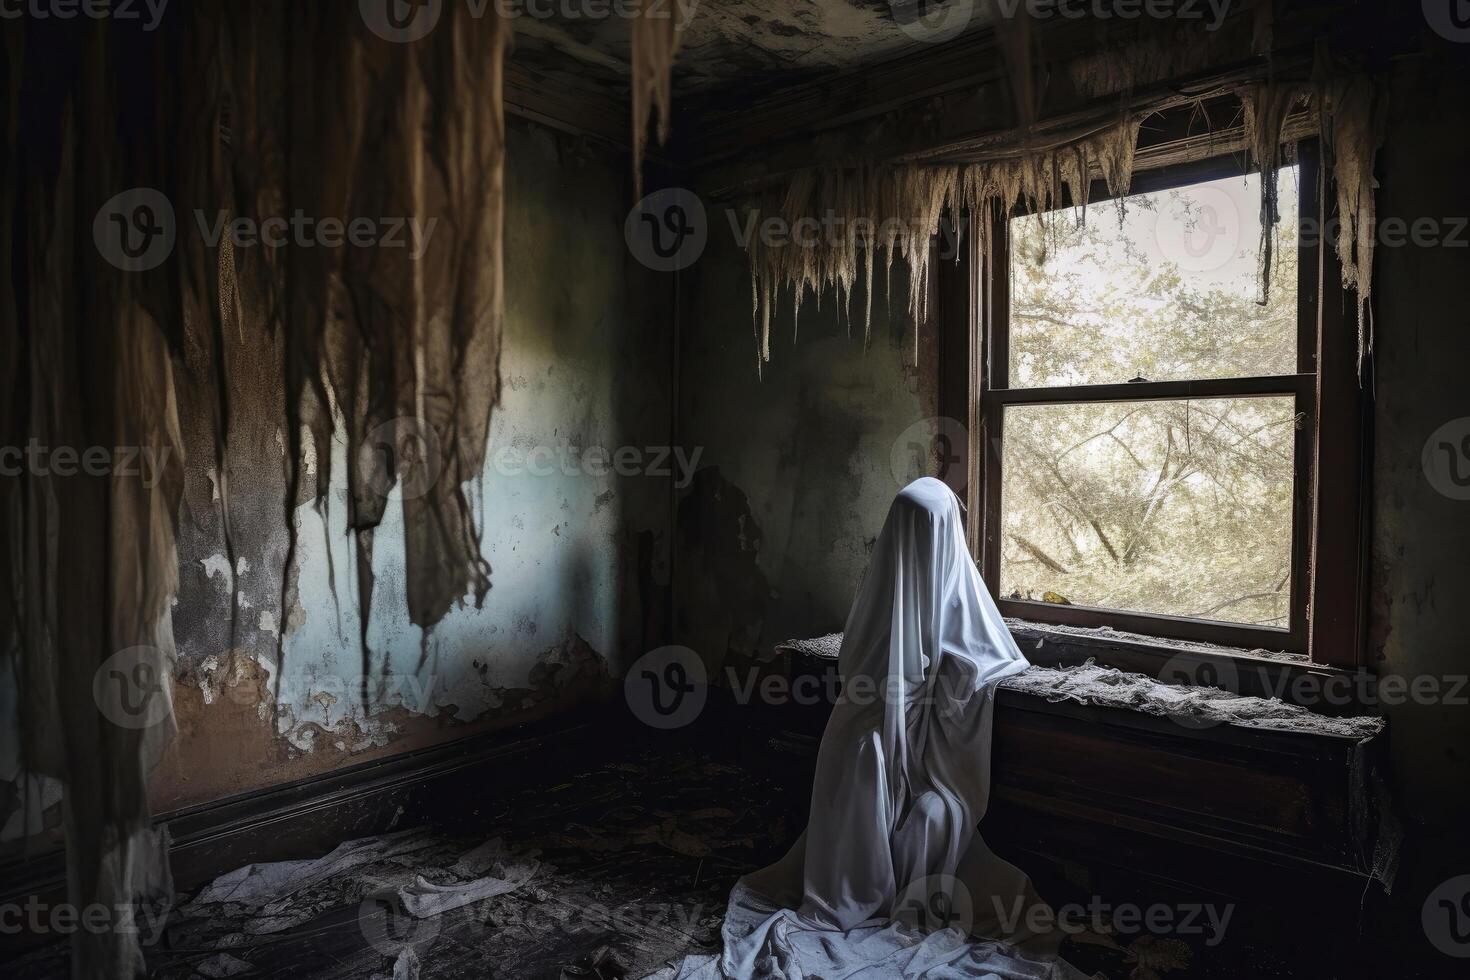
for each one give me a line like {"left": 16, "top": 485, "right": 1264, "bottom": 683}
{"left": 659, "top": 478, "right": 1080, "bottom": 979}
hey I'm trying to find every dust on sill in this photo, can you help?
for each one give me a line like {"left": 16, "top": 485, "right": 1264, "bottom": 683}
{"left": 775, "top": 631, "right": 1383, "bottom": 741}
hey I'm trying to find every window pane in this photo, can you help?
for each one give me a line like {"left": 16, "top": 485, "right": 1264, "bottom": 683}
{"left": 999, "top": 397, "right": 1297, "bottom": 627}
{"left": 1008, "top": 168, "right": 1299, "bottom": 388}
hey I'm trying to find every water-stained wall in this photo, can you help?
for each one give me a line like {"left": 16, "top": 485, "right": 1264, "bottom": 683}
{"left": 0, "top": 119, "right": 673, "bottom": 845}
{"left": 155, "top": 121, "right": 673, "bottom": 812}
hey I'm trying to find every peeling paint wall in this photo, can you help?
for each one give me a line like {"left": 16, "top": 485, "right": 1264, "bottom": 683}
{"left": 674, "top": 217, "right": 938, "bottom": 675}
{"left": 0, "top": 119, "right": 672, "bottom": 846}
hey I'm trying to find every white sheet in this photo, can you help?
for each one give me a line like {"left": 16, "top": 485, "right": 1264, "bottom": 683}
{"left": 659, "top": 478, "right": 1081, "bottom": 979}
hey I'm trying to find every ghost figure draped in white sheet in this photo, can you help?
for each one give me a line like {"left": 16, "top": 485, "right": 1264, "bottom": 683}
{"left": 658, "top": 478, "right": 1082, "bottom": 980}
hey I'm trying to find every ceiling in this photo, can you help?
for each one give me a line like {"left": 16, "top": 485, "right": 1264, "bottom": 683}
{"left": 510, "top": 0, "right": 1001, "bottom": 97}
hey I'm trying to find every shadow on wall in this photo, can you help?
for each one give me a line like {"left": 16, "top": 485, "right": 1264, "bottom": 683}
{"left": 673, "top": 209, "right": 941, "bottom": 674}
{"left": 676, "top": 467, "right": 774, "bottom": 677}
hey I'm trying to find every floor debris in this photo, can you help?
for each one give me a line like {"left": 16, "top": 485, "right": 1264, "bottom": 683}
{"left": 7, "top": 749, "right": 795, "bottom": 980}
{"left": 6, "top": 742, "right": 1302, "bottom": 979}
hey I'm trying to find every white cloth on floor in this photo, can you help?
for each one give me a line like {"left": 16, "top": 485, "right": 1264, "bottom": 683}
{"left": 660, "top": 478, "right": 1081, "bottom": 979}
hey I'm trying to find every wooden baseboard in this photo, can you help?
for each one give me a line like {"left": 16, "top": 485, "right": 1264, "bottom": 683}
{"left": 0, "top": 704, "right": 629, "bottom": 961}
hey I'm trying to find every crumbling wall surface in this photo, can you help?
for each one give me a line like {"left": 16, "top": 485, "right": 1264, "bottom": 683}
{"left": 1368, "top": 56, "right": 1470, "bottom": 892}
{"left": 674, "top": 220, "right": 937, "bottom": 676}
{"left": 1, "top": 120, "right": 672, "bottom": 833}
{"left": 152, "top": 121, "right": 673, "bottom": 812}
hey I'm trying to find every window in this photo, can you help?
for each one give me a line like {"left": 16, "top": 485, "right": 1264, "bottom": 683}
{"left": 965, "top": 139, "right": 1364, "bottom": 660}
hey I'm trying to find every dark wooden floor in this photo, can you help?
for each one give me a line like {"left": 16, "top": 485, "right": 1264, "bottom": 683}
{"left": 6, "top": 728, "right": 1397, "bottom": 979}
{"left": 8, "top": 746, "right": 798, "bottom": 980}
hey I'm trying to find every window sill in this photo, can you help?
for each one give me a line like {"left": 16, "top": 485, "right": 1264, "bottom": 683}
{"left": 1004, "top": 618, "right": 1375, "bottom": 717}
{"left": 775, "top": 619, "right": 1376, "bottom": 721}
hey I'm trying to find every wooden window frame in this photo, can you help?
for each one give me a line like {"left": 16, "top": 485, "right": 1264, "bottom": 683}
{"left": 938, "top": 134, "right": 1370, "bottom": 666}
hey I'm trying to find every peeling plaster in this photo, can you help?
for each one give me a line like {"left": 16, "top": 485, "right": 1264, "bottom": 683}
{"left": 133, "top": 121, "right": 672, "bottom": 816}
{"left": 200, "top": 554, "right": 231, "bottom": 582}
